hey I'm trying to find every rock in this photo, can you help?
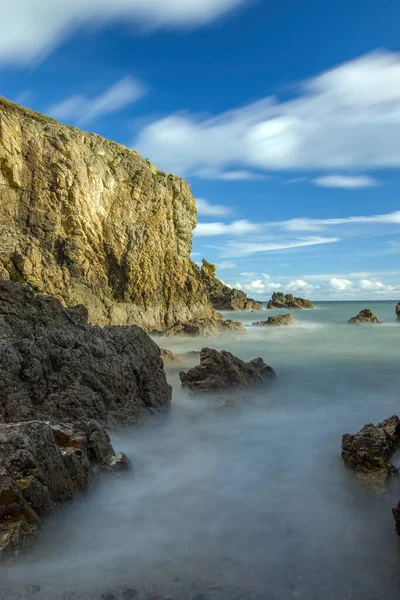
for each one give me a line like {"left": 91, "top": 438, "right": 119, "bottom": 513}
{"left": 0, "top": 420, "right": 130, "bottom": 561}
{"left": 348, "top": 309, "right": 380, "bottom": 324}
{"left": 396, "top": 302, "right": 400, "bottom": 321}
{"left": 200, "top": 259, "right": 263, "bottom": 311}
{"left": 252, "top": 314, "right": 295, "bottom": 327}
{"left": 393, "top": 502, "right": 400, "bottom": 536}
{"left": 0, "top": 97, "right": 216, "bottom": 331}
{"left": 267, "top": 292, "right": 314, "bottom": 310}
{"left": 179, "top": 348, "right": 276, "bottom": 393}
{"left": 341, "top": 415, "right": 400, "bottom": 482}
{"left": 160, "top": 348, "right": 183, "bottom": 365}
{"left": 0, "top": 280, "right": 171, "bottom": 427}
{"left": 162, "top": 316, "right": 246, "bottom": 337}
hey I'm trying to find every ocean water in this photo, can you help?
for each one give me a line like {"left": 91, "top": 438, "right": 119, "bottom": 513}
{"left": 2, "top": 302, "right": 400, "bottom": 600}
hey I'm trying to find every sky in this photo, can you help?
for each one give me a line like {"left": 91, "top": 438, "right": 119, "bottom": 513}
{"left": 1, "top": 0, "right": 400, "bottom": 300}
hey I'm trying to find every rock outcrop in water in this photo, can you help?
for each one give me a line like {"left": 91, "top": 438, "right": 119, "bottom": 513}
{"left": 200, "top": 259, "right": 262, "bottom": 311}
{"left": 252, "top": 314, "right": 295, "bottom": 327}
{"left": 267, "top": 292, "right": 314, "bottom": 310}
{"left": 157, "top": 315, "right": 246, "bottom": 337}
{"left": 396, "top": 302, "right": 400, "bottom": 321}
{"left": 0, "top": 97, "right": 216, "bottom": 331}
{"left": 0, "top": 280, "right": 171, "bottom": 427}
{"left": 0, "top": 420, "right": 131, "bottom": 561}
{"left": 348, "top": 309, "right": 380, "bottom": 324}
{"left": 341, "top": 415, "right": 400, "bottom": 483}
{"left": 179, "top": 347, "right": 275, "bottom": 393}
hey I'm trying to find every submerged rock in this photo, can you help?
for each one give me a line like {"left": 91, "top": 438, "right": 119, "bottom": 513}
{"left": 0, "top": 280, "right": 171, "bottom": 427}
{"left": 252, "top": 314, "right": 295, "bottom": 327}
{"left": 348, "top": 309, "right": 380, "bottom": 324}
{"left": 200, "top": 260, "right": 262, "bottom": 311}
{"left": 267, "top": 292, "right": 314, "bottom": 310}
{"left": 160, "top": 316, "right": 246, "bottom": 337}
{"left": 0, "top": 420, "right": 131, "bottom": 561}
{"left": 341, "top": 415, "right": 400, "bottom": 482}
{"left": 179, "top": 347, "right": 275, "bottom": 393}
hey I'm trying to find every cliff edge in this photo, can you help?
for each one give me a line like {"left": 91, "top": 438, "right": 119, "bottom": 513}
{"left": 200, "top": 259, "right": 263, "bottom": 311}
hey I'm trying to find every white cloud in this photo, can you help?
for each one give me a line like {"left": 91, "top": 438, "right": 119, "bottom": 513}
{"left": 312, "top": 175, "right": 378, "bottom": 189}
{"left": 134, "top": 50, "right": 400, "bottom": 177}
{"left": 287, "top": 279, "right": 313, "bottom": 290}
{"left": 196, "top": 198, "right": 232, "bottom": 217}
{"left": 221, "top": 236, "right": 340, "bottom": 257}
{"left": 1, "top": 0, "right": 251, "bottom": 65}
{"left": 48, "top": 77, "right": 146, "bottom": 124}
{"left": 218, "top": 262, "right": 237, "bottom": 269}
{"left": 194, "top": 220, "right": 260, "bottom": 237}
{"left": 277, "top": 210, "right": 400, "bottom": 232}
{"left": 329, "top": 278, "right": 353, "bottom": 290}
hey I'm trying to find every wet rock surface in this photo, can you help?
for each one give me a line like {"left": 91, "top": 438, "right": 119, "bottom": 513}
{"left": 0, "top": 420, "right": 131, "bottom": 561}
{"left": 200, "top": 260, "right": 262, "bottom": 311}
{"left": 348, "top": 308, "right": 380, "bottom": 324}
{"left": 341, "top": 415, "right": 400, "bottom": 482}
{"left": 267, "top": 292, "right": 314, "bottom": 310}
{"left": 252, "top": 314, "right": 295, "bottom": 327}
{"left": 0, "top": 280, "right": 171, "bottom": 427}
{"left": 179, "top": 348, "right": 275, "bottom": 393}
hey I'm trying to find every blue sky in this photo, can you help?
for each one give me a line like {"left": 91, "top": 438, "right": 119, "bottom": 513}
{"left": 2, "top": 0, "right": 400, "bottom": 299}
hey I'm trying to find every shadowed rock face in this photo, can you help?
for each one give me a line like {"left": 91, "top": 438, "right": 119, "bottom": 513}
{"left": 393, "top": 502, "right": 400, "bottom": 536}
{"left": 341, "top": 415, "right": 400, "bottom": 483}
{"left": 0, "top": 420, "right": 131, "bottom": 561}
{"left": 267, "top": 292, "right": 314, "bottom": 310}
{"left": 0, "top": 98, "right": 214, "bottom": 331}
{"left": 179, "top": 347, "right": 276, "bottom": 393}
{"left": 252, "top": 314, "right": 295, "bottom": 327}
{"left": 348, "top": 309, "right": 380, "bottom": 324}
{"left": 396, "top": 302, "right": 400, "bottom": 321}
{"left": 0, "top": 280, "right": 171, "bottom": 427}
{"left": 200, "top": 259, "right": 263, "bottom": 311}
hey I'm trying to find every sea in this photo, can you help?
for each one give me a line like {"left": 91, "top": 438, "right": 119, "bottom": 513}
{"left": 2, "top": 301, "right": 400, "bottom": 600}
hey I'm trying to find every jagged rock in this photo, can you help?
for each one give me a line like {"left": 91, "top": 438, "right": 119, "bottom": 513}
{"left": 200, "top": 259, "right": 262, "bottom": 311}
{"left": 396, "top": 302, "right": 400, "bottom": 321}
{"left": 0, "top": 420, "right": 131, "bottom": 561}
{"left": 160, "top": 316, "right": 246, "bottom": 337}
{"left": 393, "top": 502, "right": 400, "bottom": 536}
{"left": 267, "top": 292, "right": 314, "bottom": 309}
{"left": 159, "top": 348, "right": 183, "bottom": 365}
{"left": 252, "top": 314, "right": 295, "bottom": 327}
{"left": 341, "top": 415, "right": 400, "bottom": 482}
{"left": 0, "top": 97, "right": 215, "bottom": 331}
{"left": 0, "top": 280, "right": 171, "bottom": 427}
{"left": 348, "top": 309, "right": 380, "bottom": 324}
{"left": 179, "top": 347, "right": 275, "bottom": 393}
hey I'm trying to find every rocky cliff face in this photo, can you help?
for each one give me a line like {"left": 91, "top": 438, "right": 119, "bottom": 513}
{"left": 0, "top": 97, "right": 212, "bottom": 330}
{"left": 200, "top": 259, "right": 263, "bottom": 311}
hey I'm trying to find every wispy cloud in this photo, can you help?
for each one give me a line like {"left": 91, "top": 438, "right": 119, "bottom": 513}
{"left": 134, "top": 50, "right": 400, "bottom": 178}
{"left": 220, "top": 236, "right": 340, "bottom": 257}
{"left": 312, "top": 175, "right": 378, "bottom": 189}
{"left": 196, "top": 198, "right": 232, "bottom": 217}
{"left": 0, "top": 0, "right": 252, "bottom": 65}
{"left": 275, "top": 210, "right": 400, "bottom": 232}
{"left": 194, "top": 220, "right": 260, "bottom": 237}
{"left": 48, "top": 77, "right": 147, "bottom": 124}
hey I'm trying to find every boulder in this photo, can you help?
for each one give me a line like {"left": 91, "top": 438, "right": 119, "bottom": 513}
{"left": 200, "top": 259, "right": 263, "bottom": 311}
{"left": 396, "top": 302, "right": 400, "bottom": 321}
{"left": 179, "top": 347, "right": 275, "bottom": 393}
{"left": 0, "top": 420, "right": 131, "bottom": 561}
{"left": 267, "top": 292, "right": 314, "bottom": 310}
{"left": 341, "top": 415, "right": 400, "bottom": 482}
{"left": 0, "top": 280, "right": 171, "bottom": 427}
{"left": 348, "top": 309, "right": 380, "bottom": 324}
{"left": 160, "top": 348, "right": 183, "bottom": 365}
{"left": 252, "top": 314, "right": 295, "bottom": 327}
{"left": 160, "top": 316, "right": 246, "bottom": 337}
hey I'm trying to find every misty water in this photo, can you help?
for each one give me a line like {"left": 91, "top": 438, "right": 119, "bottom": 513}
{"left": 2, "top": 302, "right": 400, "bottom": 600}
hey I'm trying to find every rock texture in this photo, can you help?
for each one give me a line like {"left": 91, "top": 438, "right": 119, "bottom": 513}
{"left": 153, "top": 315, "right": 246, "bottom": 337}
{"left": 0, "top": 420, "right": 131, "bottom": 561}
{"left": 348, "top": 309, "right": 380, "bottom": 324}
{"left": 267, "top": 292, "right": 314, "bottom": 310}
{"left": 341, "top": 415, "right": 400, "bottom": 482}
{"left": 393, "top": 502, "right": 400, "bottom": 536}
{"left": 0, "top": 280, "right": 171, "bottom": 427}
{"left": 200, "top": 259, "right": 262, "bottom": 311}
{"left": 160, "top": 348, "right": 183, "bottom": 365}
{"left": 252, "top": 314, "right": 295, "bottom": 327}
{"left": 0, "top": 97, "right": 214, "bottom": 331}
{"left": 396, "top": 302, "right": 400, "bottom": 321}
{"left": 179, "top": 348, "right": 276, "bottom": 393}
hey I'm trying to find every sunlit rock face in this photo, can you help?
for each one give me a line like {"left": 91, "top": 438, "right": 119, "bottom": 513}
{"left": 0, "top": 98, "right": 213, "bottom": 331}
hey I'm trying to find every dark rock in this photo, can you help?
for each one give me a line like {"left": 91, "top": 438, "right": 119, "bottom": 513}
{"left": 200, "top": 259, "right": 262, "bottom": 311}
{"left": 179, "top": 348, "right": 275, "bottom": 393}
{"left": 341, "top": 415, "right": 400, "bottom": 482}
{"left": 252, "top": 314, "right": 295, "bottom": 327}
{"left": 348, "top": 309, "right": 380, "bottom": 324}
{"left": 396, "top": 302, "right": 400, "bottom": 321}
{"left": 0, "top": 280, "right": 171, "bottom": 427}
{"left": 267, "top": 292, "right": 314, "bottom": 310}
{"left": 393, "top": 502, "right": 400, "bottom": 536}
{"left": 122, "top": 590, "right": 138, "bottom": 599}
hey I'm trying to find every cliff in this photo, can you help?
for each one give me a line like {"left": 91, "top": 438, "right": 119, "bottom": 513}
{"left": 0, "top": 97, "right": 213, "bottom": 331}
{"left": 200, "top": 259, "right": 263, "bottom": 311}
